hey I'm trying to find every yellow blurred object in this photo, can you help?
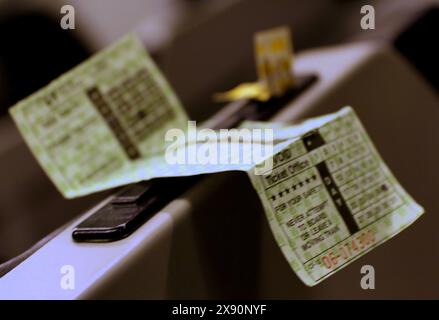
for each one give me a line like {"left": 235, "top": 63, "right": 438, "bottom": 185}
{"left": 214, "top": 26, "right": 294, "bottom": 103}
{"left": 213, "top": 82, "right": 270, "bottom": 102}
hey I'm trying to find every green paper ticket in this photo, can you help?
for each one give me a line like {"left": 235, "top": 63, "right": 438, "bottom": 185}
{"left": 9, "top": 34, "right": 423, "bottom": 286}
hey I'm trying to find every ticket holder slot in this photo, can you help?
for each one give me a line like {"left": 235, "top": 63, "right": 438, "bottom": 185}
{"left": 72, "top": 74, "right": 317, "bottom": 242}
{"left": 72, "top": 177, "right": 198, "bottom": 242}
